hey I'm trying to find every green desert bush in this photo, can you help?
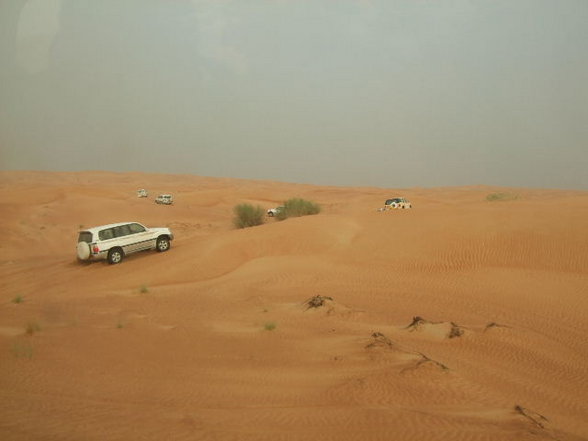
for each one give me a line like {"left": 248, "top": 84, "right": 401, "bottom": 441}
{"left": 263, "top": 321, "right": 277, "bottom": 331}
{"left": 12, "top": 341, "right": 33, "bottom": 359}
{"left": 276, "top": 198, "right": 321, "bottom": 220}
{"left": 233, "top": 203, "right": 265, "bottom": 229}
{"left": 486, "top": 192, "right": 519, "bottom": 202}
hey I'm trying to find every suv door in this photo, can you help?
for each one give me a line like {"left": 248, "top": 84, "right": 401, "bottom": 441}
{"left": 112, "top": 224, "right": 138, "bottom": 254}
{"left": 97, "top": 228, "right": 117, "bottom": 256}
{"left": 128, "top": 223, "right": 155, "bottom": 251}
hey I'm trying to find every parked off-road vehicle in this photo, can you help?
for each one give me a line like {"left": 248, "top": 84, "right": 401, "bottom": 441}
{"left": 267, "top": 206, "right": 284, "bottom": 217}
{"left": 137, "top": 189, "right": 148, "bottom": 198}
{"left": 77, "top": 222, "right": 173, "bottom": 264}
{"left": 384, "top": 198, "right": 412, "bottom": 209}
{"left": 155, "top": 194, "right": 173, "bottom": 205}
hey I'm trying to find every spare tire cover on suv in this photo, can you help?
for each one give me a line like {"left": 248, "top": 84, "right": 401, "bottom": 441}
{"left": 77, "top": 242, "right": 91, "bottom": 260}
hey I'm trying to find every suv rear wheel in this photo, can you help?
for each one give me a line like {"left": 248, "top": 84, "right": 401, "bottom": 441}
{"left": 107, "top": 247, "right": 124, "bottom": 264}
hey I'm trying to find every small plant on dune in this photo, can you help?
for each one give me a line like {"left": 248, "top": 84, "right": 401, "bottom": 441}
{"left": 11, "top": 341, "right": 33, "bottom": 359}
{"left": 486, "top": 192, "right": 519, "bottom": 202}
{"left": 263, "top": 321, "right": 277, "bottom": 331}
{"left": 304, "top": 295, "right": 333, "bottom": 310}
{"left": 233, "top": 203, "right": 265, "bottom": 229}
{"left": 12, "top": 295, "right": 24, "bottom": 304}
{"left": 25, "top": 321, "right": 41, "bottom": 336}
{"left": 276, "top": 198, "right": 321, "bottom": 220}
{"left": 139, "top": 284, "right": 149, "bottom": 294}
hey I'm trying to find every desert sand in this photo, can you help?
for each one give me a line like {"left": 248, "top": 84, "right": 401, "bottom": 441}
{"left": 1, "top": 171, "right": 587, "bottom": 441}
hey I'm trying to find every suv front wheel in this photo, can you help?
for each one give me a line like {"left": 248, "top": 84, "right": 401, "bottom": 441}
{"left": 156, "top": 236, "right": 170, "bottom": 252}
{"left": 107, "top": 247, "right": 124, "bottom": 264}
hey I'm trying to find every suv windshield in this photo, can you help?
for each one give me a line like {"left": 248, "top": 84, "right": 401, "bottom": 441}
{"left": 78, "top": 232, "right": 93, "bottom": 243}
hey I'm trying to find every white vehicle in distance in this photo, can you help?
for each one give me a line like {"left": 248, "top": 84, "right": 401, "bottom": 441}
{"left": 77, "top": 222, "right": 173, "bottom": 264}
{"left": 384, "top": 198, "right": 412, "bottom": 210}
{"left": 267, "top": 206, "right": 284, "bottom": 217}
{"left": 155, "top": 194, "right": 173, "bottom": 205}
{"left": 137, "top": 189, "right": 148, "bottom": 198}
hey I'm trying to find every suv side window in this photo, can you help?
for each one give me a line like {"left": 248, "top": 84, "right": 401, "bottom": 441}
{"left": 129, "top": 223, "right": 146, "bottom": 234}
{"left": 113, "top": 225, "right": 132, "bottom": 238}
{"left": 99, "top": 229, "right": 114, "bottom": 240}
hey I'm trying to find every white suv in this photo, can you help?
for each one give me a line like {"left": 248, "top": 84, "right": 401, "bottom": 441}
{"left": 155, "top": 194, "right": 173, "bottom": 205}
{"left": 77, "top": 222, "right": 173, "bottom": 264}
{"left": 384, "top": 198, "right": 412, "bottom": 209}
{"left": 267, "top": 206, "right": 284, "bottom": 217}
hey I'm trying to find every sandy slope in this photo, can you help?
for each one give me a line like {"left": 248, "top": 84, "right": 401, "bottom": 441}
{"left": 0, "top": 171, "right": 587, "bottom": 441}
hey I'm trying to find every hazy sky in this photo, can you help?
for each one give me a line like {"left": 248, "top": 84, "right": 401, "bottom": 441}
{"left": 1, "top": 0, "right": 587, "bottom": 189}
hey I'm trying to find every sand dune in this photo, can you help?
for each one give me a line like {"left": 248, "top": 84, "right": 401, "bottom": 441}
{"left": 1, "top": 171, "right": 587, "bottom": 440}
